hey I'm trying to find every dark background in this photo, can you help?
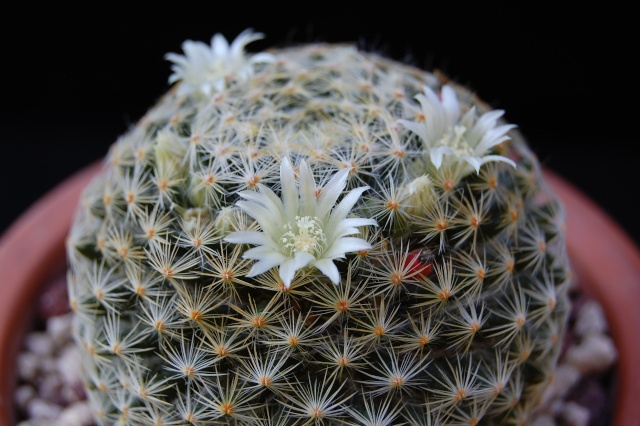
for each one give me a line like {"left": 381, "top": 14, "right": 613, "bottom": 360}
{"left": 2, "top": 3, "right": 638, "bottom": 247}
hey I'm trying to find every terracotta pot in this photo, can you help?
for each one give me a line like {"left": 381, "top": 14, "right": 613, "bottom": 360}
{"left": 0, "top": 162, "right": 102, "bottom": 426}
{"left": 0, "top": 164, "right": 639, "bottom": 426}
{"left": 544, "top": 171, "right": 640, "bottom": 425}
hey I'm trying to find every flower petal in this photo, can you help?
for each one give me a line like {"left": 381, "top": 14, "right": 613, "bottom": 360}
{"left": 418, "top": 87, "right": 446, "bottom": 137}
{"left": 247, "top": 252, "right": 287, "bottom": 277}
{"left": 322, "top": 237, "right": 372, "bottom": 260}
{"left": 239, "top": 186, "right": 285, "bottom": 223}
{"left": 475, "top": 124, "right": 516, "bottom": 155}
{"left": 326, "top": 218, "right": 376, "bottom": 241}
{"left": 397, "top": 119, "right": 428, "bottom": 145}
{"left": 278, "top": 259, "right": 297, "bottom": 288}
{"left": 429, "top": 146, "right": 452, "bottom": 170}
{"left": 316, "top": 167, "right": 349, "bottom": 220}
{"left": 211, "top": 33, "right": 230, "bottom": 57}
{"left": 243, "top": 245, "right": 281, "bottom": 259}
{"left": 441, "top": 85, "right": 460, "bottom": 127}
{"left": 280, "top": 157, "right": 299, "bottom": 219}
{"left": 466, "top": 109, "right": 502, "bottom": 144}
{"left": 294, "top": 251, "right": 315, "bottom": 270}
{"left": 236, "top": 201, "right": 282, "bottom": 237}
{"left": 313, "top": 258, "right": 341, "bottom": 284}
{"left": 330, "top": 227, "right": 365, "bottom": 240}
{"left": 326, "top": 185, "right": 369, "bottom": 232}
{"left": 463, "top": 156, "right": 482, "bottom": 174}
{"left": 224, "top": 231, "right": 274, "bottom": 247}
{"left": 278, "top": 252, "right": 314, "bottom": 288}
{"left": 298, "top": 160, "right": 317, "bottom": 218}
{"left": 250, "top": 52, "right": 276, "bottom": 65}
{"left": 230, "top": 28, "right": 264, "bottom": 58}
{"left": 342, "top": 217, "right": 378, "bottom": 229}
{"left": 479, "top": 155, "right": 517, "bottom": 169}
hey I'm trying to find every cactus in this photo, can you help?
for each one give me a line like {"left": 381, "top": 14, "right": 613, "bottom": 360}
{"left": 67, "top": 29, "right": 571, "bottom": 425}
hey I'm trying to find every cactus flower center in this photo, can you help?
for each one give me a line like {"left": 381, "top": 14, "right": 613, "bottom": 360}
{"left": 438, "top": 125, "right": 473, "bottom": 157}
{"left": 281, "top": 216, "right": 327, "bottom": 256}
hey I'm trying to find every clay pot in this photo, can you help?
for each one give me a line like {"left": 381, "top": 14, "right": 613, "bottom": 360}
{"left": 0, "top": 164, "right": 638, "bottom": 425}
{"left": 544, "top": 171, "right": 640, "bottom": 425}
{"left": 0, "top": 162, "right": 101, "bottom": 426}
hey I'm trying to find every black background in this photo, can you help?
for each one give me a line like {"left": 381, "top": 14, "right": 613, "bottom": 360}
{"left": 2, "top": 3, "right": 638, "bottom": 248}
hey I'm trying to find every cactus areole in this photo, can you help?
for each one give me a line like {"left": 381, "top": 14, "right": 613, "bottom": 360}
{"left": 67, "top": 29, "right": 571, "bottom": 425}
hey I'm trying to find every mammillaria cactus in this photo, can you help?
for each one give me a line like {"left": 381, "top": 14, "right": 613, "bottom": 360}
{"left": 66, "top": 28, "right": 571, "bottom": 425}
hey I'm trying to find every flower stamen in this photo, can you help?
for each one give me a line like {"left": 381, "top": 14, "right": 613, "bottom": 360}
{"left": 281, "top": 216, "right": 327, "bottom": 256}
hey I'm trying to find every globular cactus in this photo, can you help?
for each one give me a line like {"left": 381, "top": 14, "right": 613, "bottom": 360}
{"left": 67, "top": 28, "right": 571, "bottom": 425}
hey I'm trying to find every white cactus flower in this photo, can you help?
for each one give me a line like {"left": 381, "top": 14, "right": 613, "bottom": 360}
{"left": 224, "top": 157, "right": 377, "bottom": 288}
{"left": 165, "top": 28, "right": 275, "bottom": 96}
{"left": 398, "top": 84, "right": 517, "bottom": 173}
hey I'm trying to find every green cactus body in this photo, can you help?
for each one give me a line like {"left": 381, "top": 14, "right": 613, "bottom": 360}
{"left": 67, "top": 31, "right": 571, "bottom": 425}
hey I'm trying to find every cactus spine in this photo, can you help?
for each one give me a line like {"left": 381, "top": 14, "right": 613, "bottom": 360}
{"left": 67, "top": 29, "right": 571, "bottom": 425}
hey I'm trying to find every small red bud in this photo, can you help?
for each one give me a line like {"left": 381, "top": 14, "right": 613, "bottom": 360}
{"left": 405, "top": 248, "right": 434, "bottom": 278}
